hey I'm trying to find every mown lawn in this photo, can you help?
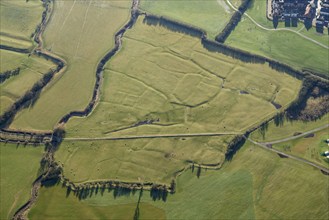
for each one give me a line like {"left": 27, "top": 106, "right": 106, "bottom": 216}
{"left": 140, "top": 0, "right": 233, "bottom": 39}
{"left": 0, "top": 143, "right": 44, "bottom": 219}
{"left": 226, "top": 0, "right": 329, "bottom": 75}
{"left": 0, "top": 49, "right": 56, "bottom": 115}
{"left": 30, "top": 141, "right": 329, "bottom": 219}
{"left": 65, "top": 16, "right": 301, "bottom": 138}
{"left": 9, "top": 0, "right": 131, "bottom": 131}
{"left": 0, "top": 0, "right": 44, "bottom": 49}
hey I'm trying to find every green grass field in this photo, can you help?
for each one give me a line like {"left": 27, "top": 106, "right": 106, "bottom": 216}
{"left": 0, "top": 0, "right": 44, "bottom": 49}
{"left": 273, "top": 128, "right": 329, "bottom": 167}
{"left": 56, "top": 135, "right": 232, "bottom": 184}
{"left": 65, "top": 16, "right": 301, "bottom": 138}
{"left": 9, "top": 0, "right": 131, "bottom": 131}
{"left": 0, "top": 49, "right": 56, "bottom": 115}
{"left": 1, "top": 1, "right": 328, "bottom": 218}
{"left": 226, "top": 0, "right": 329, "bottom": 75}
{"left": 30, "top": 141, "right": 329, "bottom": 219}
{"left": 0, "top": 143, "right": 44, "bottom": 219}
{"left": 251, "top": 113, "right": 329, "bottom": 142}
{"left": 140, "top": 0, "right": 233, "bottom": 39}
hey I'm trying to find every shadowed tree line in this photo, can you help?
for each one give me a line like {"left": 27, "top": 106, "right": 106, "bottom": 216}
{"left": 0, "top": 45, "right": 31, "bottom": 53}
{"left": 32, "top": 0, "right": 51, "bottom": 44}
{"left": 0, "top": 128, "right": 53, "bottom": 146}
{"left": 225, "top": 135, "right": 247, "bottom": 161}
{"left": 141, "top": 5, "right": 327, "bottom": 83}
{"left": 190, "top": 163, "right": 205, "bottom": 178}
{"left": 0, "top": 67, "right": 20, "bottom": 83}
{"left": 215, "top": 0, "right": 252, "bottom": 43}
{"left": 38, "top": 127, "right": 65, "bottom": 184}
{"left": 0, "top": 68, "right": 59, "bottom": 128}
{"left": 0, "top": 0, "right": 64, "bottom": 130}
{"left": 150, "top": 184, "right": 169, "bottom": 202}
{"left": 286, "top": 74, "right": 329, "bottom": 121}
{"left": 258, "top": 122, "right": 269, "bottom": 140}
{"left": 58, "top": 6, "right": 141, "bottom": 126}
{"left": 60, "top": 177, "right": 176, "bottom": 202}
{"left": 133, "top": 189, "right": 143, "bottom": 220}
{"left": 143, "top": 13, "right": 206, "bottom": 38}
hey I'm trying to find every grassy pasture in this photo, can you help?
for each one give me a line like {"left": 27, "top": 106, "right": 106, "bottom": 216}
{"left": 0, "top": 143, "right": 44, "bottom": 219}
{"left": 251, "top": 113, "right": 329, "bottom": 142}
{"left": 0, "top": 0, "right": 44, "bottom": 48}
{"left": 29, "top": 184, "right": 164, "bottom": 220}
{"left": 140, "top": 0, "right": 233, "bottom": 39}
{"left": 273, "top": 128, "right": 329, "bottom": 167}
{"left": 56, "top": 135, "right": 232, "bottom": 184}
{"left": 65, "top": 16, "right": 301, "bottom": 138}
{"left": 30, "top": 141, "right": 329, "bottom": 219}
{"left": 9, "top": 0, "right": 131, "bottom": 131}
{"left": 226, "top": 0, "right": 329, "bottom": 75}
{"left": 0, "top": 49, "right": 56, "bottom": 114}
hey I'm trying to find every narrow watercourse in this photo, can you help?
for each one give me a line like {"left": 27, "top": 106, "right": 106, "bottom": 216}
{"left": 57, "top": 0, "right": 140, "bottom": 125}
{"left": 2, "top": 0, "right": 329, "bottom": 218}
{"left": 0, "top": 0, "right": 67, "bottom": 131}
{"left": 11, "top": 0, "right": 141, "bottom": 219}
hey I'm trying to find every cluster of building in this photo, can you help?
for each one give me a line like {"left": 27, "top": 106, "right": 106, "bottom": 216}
{"left": 271, "top": 0, "right": 329, "bottom": 33}
{"left": 316, "top": 0, "right": 329, "bottom": 33}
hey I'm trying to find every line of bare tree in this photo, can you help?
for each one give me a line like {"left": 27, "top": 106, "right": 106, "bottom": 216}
{"left": 0, "top": 68, "right": 20, "bottom": 83}
{"left": 215, "top": 0, "right": 252, "bottom": 43}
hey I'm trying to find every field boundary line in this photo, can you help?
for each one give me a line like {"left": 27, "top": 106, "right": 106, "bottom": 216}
{"left": 259, "top": 124, "right": 329, "bottom": 145}
{"left": 246, "top": 124, "right": 329, "bottom": 173}
{"left": 64, "top": 132, "right": 241, "bottom": 141}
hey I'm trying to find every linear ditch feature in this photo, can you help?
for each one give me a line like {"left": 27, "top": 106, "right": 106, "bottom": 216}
{"left": 0, "top": 0, "right": 66, "bottom": 131}
{"left": 0, "top": 0, "right": 67, "bottom": 143}
{"left": 12, "top": 138, "right": 61, "bottom": 220}
{"left": 57, "top": 0, "right": 140, "bottom": 125}
{"left": 11, "top": 0, "right": 141, "bottom": 219}
{"left": 0, "top": 68, "right": 20, "bottom": 84}
{"left": 3, "top": 0, "right": 329, "bottom": 218}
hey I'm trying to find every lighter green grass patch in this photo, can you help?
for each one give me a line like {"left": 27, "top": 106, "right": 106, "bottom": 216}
{"left": 0, "top": 143, "right": 44, "bottom": 219}
{"left": 140, "top": 0, "right": 233, "bottom": 39}
{"left": 30, "top": 141, "right": 329, "bottom": 219}
{"left": 226, "top": 0, "right": 329, "bottom": 75}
